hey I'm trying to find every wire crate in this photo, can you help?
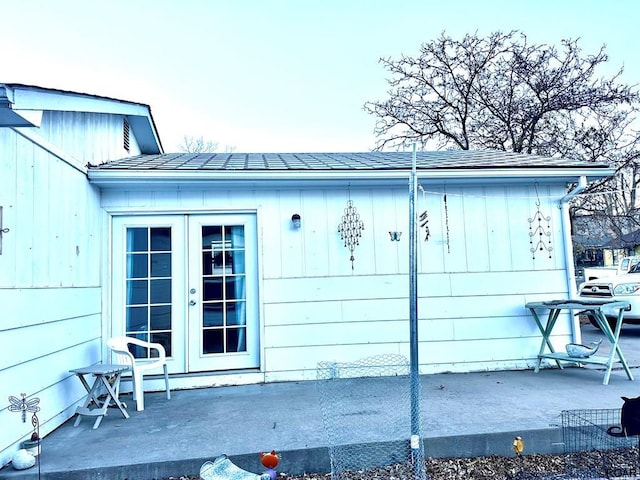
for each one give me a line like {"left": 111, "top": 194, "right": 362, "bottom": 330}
{"left": 561, "top": 409, "right": 640, "bottom": 479}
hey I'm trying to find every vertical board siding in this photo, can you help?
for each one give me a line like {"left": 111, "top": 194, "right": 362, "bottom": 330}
{"left": 259, "top": 191, "right": 283, "bottom": 278}
{"left": 462, "top": 186, "right": 490, "bottom": 272}
{"left": 278, "top": 190, "right": 305, "bottom": 278}
{"left": 41, "top": 111, "right": 131, "bottom": 163}
{"left": 100, "top": 180, "right": 571, "bottom": 381}
{"left": 0, "top": 112, "right": 117, "bottom": 467}
{"left": 485, "top": 187, "right": 511, "bottom": 271}
{"left": 0, "top": 131, "right": 102, "bottom": 288}
{"left": 301, "top": 190, "right": 330, "bottom": 277}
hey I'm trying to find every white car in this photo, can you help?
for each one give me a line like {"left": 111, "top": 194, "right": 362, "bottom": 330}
{"left": 578, "top": 266, "right": 640, "bottom": 330}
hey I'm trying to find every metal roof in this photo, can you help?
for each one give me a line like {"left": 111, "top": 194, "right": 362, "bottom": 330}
{"left": 87, "top": 150, "right": 615, "bottom": 190}
{"left": 92, "top": 150, "right": 608, "bottom": 171}
{"left": 88, "top": 150, "right": 614, "bottom": 188}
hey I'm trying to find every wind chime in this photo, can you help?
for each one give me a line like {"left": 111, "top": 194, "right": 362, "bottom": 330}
{"left": 337, "top": 194, "right": 364, "bottom": 270}
{"left": 418, "top": 185, "right": 450, "bottom": 252}
{"left": 528, "top": 184, "right": 553, "bottom": 259}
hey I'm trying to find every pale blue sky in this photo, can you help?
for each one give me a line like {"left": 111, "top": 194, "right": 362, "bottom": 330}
{"left": 3, "top": 0, "right": 639, "bottom": 153}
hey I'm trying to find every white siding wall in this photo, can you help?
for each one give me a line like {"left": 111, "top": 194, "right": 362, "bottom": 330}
{"left": 39, "top": 111, "right": 139, "bottom": 163}
{"left": 0, "top": 124, "right": 105, "bottom": 467}
{"left": 101, "top": 182, "right": 571, "bottom": 382}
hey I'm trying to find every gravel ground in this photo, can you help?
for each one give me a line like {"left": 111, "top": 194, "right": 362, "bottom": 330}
{"left": 166, "top": 448, "right": 640, "bottom": 480}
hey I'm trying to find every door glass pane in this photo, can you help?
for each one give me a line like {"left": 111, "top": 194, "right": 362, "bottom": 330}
{"left": 226, "top": 327, "right": 244, "bottom": 352}
{"left": 127, "top": 306, "right": 148, "bottom": 331}
{"left": 124, "top": 226, "right": 173, "bottom": 359}
{"left": 151, "top": 253, "right": 171, "bottom": 277}
{"left": 203, "top": 303, "right": 224, "bottom": 327}
{"left": 127, "top": 228, "right": 148, "bottom": 251}
{"left": 127, "top": 253, "right": 148, "bottom": 278}
{"left": 127, "top": 280, "right": 148, "bottom": 305}
{"left": 226, "top": 301, "right": 245, "bottom": 326}
{"left": 200, "top": 223, "right": 247, "bottom": 354}
{"left": 150, "top": 305, "right": 172, "bottom": 330}
{"left": 228, "top": 251, "right": 245, "bottom": 274}
{"left": 202, "top": 226, "right": 222, "bottom": 249}
{"left": 203, "top": 329, "right": 224, "bottom": 354}
{"left": 150, "top": 279, "right": 171, "bottom": 303}
{"left": 225, "top": 276, "right": 245, "bottom": 299}
{"left": 150, "top": 228, "right": 171, "bottom": 251}
{"left": 227, "top": 226, "right": 245, "bottom": 247}
{"left": 151, "top": 332, "right": 172, "bottom": 357}
{"left": 203, "top": 278, "right": 223, "bottom": 301}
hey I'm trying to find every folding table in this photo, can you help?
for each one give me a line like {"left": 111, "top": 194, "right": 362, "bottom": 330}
{"left": 69, "top": 363, "right": 131, "bottom": 429}
{"left": 525, "top": 299, "right": 634, "bottom": 385}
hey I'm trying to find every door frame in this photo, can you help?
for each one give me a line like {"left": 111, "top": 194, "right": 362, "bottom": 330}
{"left": 109, "top": 212, "right": 261, "bottom": 374}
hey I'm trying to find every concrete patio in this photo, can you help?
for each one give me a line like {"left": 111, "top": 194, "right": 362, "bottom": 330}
{"left": 3, "top": 324, "right": 640, "bottom": 480}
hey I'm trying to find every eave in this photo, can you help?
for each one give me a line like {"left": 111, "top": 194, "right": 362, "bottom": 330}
{"left": 88, "top": 165, "right": 615, "bottom": 189}
{"left": 0, "top": 83, "right": 163, "bottom": 154}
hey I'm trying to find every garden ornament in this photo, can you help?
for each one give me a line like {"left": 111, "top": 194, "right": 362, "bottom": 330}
{"left": 565, "top": 339, "right": 603, "bottom": 358}
{"left": 11, "top": 449, "right": 36, "bottom": 470}
{"left": 260, "top": 450, "right": 279, "bottom": 480}
{"left": 512, "top": 436, "right": 524, "bottom": 456}
{"left": 200, "top": 454, "right": 270, "bottom": 480}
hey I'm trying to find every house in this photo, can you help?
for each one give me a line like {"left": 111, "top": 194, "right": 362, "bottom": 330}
{"left": 0, "top": 83, "right": 162, "bottom": 467}
{"left": 572, "top": 215, "right": 640, "bottom": 271}
{"left": 0, "top": 84, "right": 614, "bottom": 467}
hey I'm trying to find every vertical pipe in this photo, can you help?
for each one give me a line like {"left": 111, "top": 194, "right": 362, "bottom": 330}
{"left": 559, "top": 176, "right": 587, "bottom": 344}
{"left": 409, "top": 144, "right": 422, "bottom": 472}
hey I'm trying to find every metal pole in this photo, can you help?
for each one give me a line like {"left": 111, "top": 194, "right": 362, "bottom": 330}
{"left": 409, "top": 144, "right": 423, "bottom": 477}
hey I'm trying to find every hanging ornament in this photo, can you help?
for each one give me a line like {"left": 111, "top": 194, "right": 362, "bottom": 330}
{"left": 528, "top": 184, "right": 553, "bottom": 259}
{"left": 419, "top": 210, "right": 430, "bottom": 242}
{"left": 338, "top": 199, "right": 364, "bottom": 269}
{"left": 443, "top": 192, "right": 451, "bottom": 253}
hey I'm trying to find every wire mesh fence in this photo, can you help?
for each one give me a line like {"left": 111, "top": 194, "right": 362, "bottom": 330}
{"left": 561, "top": 408, "right": 640, "bottom": 479}
{"left": 316, "top": 354, "right": 426, "bottom": 480}
{"left": 316, "top": 365, "right": 640, "bottom": 480}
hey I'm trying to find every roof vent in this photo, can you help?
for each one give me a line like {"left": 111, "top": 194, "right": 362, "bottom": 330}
{"left": 123, "top": 118, "right": 130, "bottom": 153}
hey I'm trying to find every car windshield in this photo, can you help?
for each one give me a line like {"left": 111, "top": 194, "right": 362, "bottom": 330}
{"left": 629, "top": 264, "right": 640, "bottom": 273}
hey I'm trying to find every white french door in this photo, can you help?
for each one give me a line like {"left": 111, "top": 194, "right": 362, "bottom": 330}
{"left": 187, "top": 214, "right": 259, "bottom": 371}
{"left": 111, "top": 214, "right": 260, "bottom": 374}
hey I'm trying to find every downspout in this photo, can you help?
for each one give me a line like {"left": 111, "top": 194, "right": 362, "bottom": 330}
{"left": 559, "top": 175, "right": 587, "bottom": 342}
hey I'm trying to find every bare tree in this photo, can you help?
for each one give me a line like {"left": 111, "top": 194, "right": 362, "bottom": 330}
{"left": 179, "top": 135, "right": 218, "bottom": 153}
{"left": 178, "top": 135, "right": 229, "bottom": 153}
{"left": 365, "top": 31, "right": 640, "bottom": 251}
{"left": 179, "top": 135, "right": 236, "bottom": 154}
{"left": 365, "top": 31, "right": 636, "bottom": 153}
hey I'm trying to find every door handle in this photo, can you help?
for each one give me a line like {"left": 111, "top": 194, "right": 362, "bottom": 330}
{"left": 189, "top": 300, "right": 196, "bottom": 306}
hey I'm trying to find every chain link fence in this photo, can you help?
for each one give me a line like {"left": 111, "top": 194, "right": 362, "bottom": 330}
{"left": 316, "top": 354, "right": 426, "bottom": 480}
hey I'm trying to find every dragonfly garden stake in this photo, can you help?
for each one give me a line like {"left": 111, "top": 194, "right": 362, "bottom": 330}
{"left": 8, "top": 393, "right": 42, "bottom": 477}
{"left": 8, "top": 393, "right": 41, "bottom": 424}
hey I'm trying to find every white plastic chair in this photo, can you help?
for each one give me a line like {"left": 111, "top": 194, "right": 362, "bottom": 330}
{"left": 107, "top": 336, "right": 171, "bottom": 411}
